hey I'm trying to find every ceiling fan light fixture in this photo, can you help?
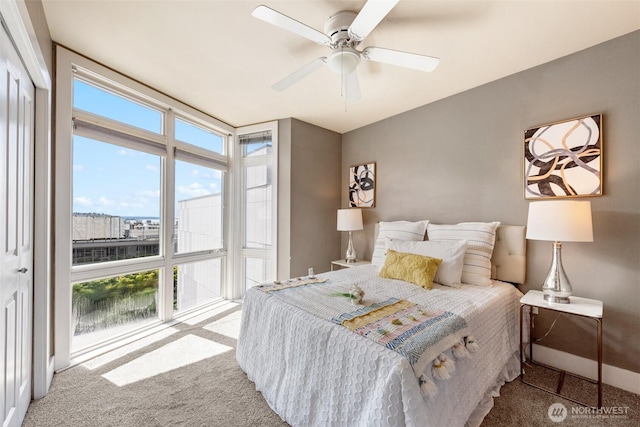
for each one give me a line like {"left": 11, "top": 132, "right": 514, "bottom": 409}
{"left": 327, "top": 47, "right": 361, "bottom": 75}
{"left": 252, "top": 0, "right": 437, "bottom": 97}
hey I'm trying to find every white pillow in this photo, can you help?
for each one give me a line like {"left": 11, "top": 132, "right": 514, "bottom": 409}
{"left": 426, "top": 222, "right": 500, "bottom": 286}
{"left": 385, "top": 238, "right": 468, "bottom": 287}
{"left": 371, "top": 220, "right": 429, "bottom": 268}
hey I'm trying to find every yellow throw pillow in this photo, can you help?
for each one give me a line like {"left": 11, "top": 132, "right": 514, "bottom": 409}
{"left": 378, "top": 249, "right": 442, "bottom": 289}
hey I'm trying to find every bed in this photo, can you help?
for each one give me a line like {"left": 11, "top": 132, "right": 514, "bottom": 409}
{"left": 237, "top": 222, "right": 526, "bottom": 427}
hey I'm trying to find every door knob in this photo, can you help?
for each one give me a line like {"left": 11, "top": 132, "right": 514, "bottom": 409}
{"left": 18, "top": 267, "right": 28, "bottom": 273}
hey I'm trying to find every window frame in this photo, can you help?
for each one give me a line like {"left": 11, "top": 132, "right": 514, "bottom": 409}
{"left": 55, "top": 47, "right": 234, "bottom": 368}
{"left": 174, "top": 112, "right": 227, "bottom": 157}
{"left": 72, "top": 75, "right": 166, "bottom": 136}
{"left": 234, "top": 122, "right": 279, "bottom": 298}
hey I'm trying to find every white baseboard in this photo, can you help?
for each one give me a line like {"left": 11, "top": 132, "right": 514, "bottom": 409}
{"left": 532, "top": 344, "right": 640, "bottom": 395}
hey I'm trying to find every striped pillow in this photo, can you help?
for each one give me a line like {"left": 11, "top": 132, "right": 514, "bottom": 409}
{"left": 371, "top": 220, "right": 429, "bottom": 269}
{"left": 426, "top": 222, "right": 500, "bottom": 286}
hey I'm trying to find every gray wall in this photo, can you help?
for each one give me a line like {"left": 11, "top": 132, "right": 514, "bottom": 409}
{"left": 278, "top": 118, "right": 342, "bottom": 279}
{"left": 342, "top": 31, "right": 640, "bottom": 373}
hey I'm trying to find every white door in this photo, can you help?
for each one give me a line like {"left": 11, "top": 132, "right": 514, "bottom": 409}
{"left": 0, "top": 23, "right": 35, "bottom": 427}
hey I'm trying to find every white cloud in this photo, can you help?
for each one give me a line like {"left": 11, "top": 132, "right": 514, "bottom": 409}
{"left": 98, "top": 197, "right": 115, "bottom": 206}
{"left": 146, "top": 164, "right": 158, "bottom": 172}
{"left": 73, "top": 164, "right": 85, "bottom": 172}
{"left": 74, "top": 196, "right": 93, "bottom": 206}
{"left": 117, "top": 148, "right": 135, "bottom": 156}
{"left": 136, "top": 189, "right": 160, "bottom": 198}
{"left": 117, "top": 194, "right": 148, "bottom": 211}
{"left": 177, "top": 182, "right": 211, "bottom": 198}
{"left": 208, "top": 182, "right": 219, "bottom": 191}
{"left": 200, "top": 170, "right": 222, "bottom": 180}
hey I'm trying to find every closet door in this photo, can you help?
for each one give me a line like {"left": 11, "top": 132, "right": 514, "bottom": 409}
{"left": 0, "top": 23, "right": 35, "bottom": 427}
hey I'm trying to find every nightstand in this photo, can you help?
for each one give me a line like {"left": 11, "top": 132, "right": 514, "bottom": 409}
{"left": 330, "top": 259, "right": 371, "bottom": 271}
{"left": 520, "top": 290, "right": 603, "bottom": 408}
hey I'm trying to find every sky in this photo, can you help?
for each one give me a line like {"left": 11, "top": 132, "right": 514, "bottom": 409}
{"left": 72, "top": 80, "right": 224, "bottom": 218}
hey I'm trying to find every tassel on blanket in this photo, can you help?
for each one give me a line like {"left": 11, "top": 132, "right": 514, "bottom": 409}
{"left": 465, "top": 335, "right": 479, "bottom": 353}
{"left": 453, "top": 340, "right": 470, "bottom": 359}
{"left": 438, "top": 353, "right": 455, "bottom": 374}
{"left": 419, "top": 374, "right": 438, "bottom": 397}
{"left": 432, "top": 359, "right": 450, "bottom": 380}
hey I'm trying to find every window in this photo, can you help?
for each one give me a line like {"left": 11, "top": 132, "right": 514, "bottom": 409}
{"left": 174, "top": 160, "right": 224, "bottom": 254}
{"left": 245, "top": 164, "right": 272, "bottom": 249}
{"left": 237, "top": 125, "right": 278, "bottom": 292}
{"left": 244, "top": 257, "right": 272, "bottom": 289}
{"left": 56, "top": 50, "right": 234, "bottom": 363}
{"left": 74, "top": 79, "right": 162, "bottom": 134}
{"left": 72, "top": 269, "right": 159, "bottom": 351}
{"left": 174, "top": 259, "right": 222, "bottom": 313}
{"left": 72, "top": 136, "right": 161, "bottom": 265}
{"left": 175, "top": 117, "right": 224, "bottom": 154}
{"left": 242, "top": 133, "right": 272, "bottom": 157}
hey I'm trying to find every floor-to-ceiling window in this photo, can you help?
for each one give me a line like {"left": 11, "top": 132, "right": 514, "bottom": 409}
{"left": 236, "top": 124, "right": 278, "bottom": 293}
{"left": 55, "top": 48, "right": 234, "bottom": 367}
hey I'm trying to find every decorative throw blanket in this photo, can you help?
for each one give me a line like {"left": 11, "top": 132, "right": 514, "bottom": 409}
{"left": 257, "top": 279, "right": 479, "bottom": 396}
{"left": 332, "top": 298, "right": 468, "bottom": 372}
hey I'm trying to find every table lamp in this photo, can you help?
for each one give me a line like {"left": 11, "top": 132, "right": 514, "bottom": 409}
{"left": 526, "top": 200, "right": 593, "bottom": 304}
{"left": 337, "top": 208, "right": 363, "bottom": 263}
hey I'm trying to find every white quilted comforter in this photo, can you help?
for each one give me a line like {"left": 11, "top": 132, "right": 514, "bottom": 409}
{"left": 237, "top": 265, "right": 523, "bottom": 427}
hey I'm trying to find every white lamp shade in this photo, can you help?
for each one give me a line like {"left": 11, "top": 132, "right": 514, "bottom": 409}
{"left": 337, "top": 208, "right": 363, "bottom": 231}
{"left": 526, "top": 200, "right": 593, "bottom": 242}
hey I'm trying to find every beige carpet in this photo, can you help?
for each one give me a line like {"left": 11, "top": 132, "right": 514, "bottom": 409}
{"left": 24, "top": 304, "right": 638, "bottom": 426}
{"left": 484, "top": 362, "right": 638, "bottom": 426}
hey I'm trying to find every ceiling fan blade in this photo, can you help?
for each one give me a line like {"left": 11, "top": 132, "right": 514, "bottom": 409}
{"left": 252, "top": 5, "right": 331, "bottom": 46}
{"left": 362, "top": 46, "right": 440, "bottom": 72}
{"left": 344, "top": 71, "right": 361, "bottom": 102}
{"left": 348, "top": 0, "right": 400, "bottom": 42}
{"left": 272, "top": 57, "right": 327, "bottom": 91}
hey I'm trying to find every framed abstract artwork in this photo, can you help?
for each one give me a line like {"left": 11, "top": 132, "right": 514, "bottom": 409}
{"left": 349, "top": 162, "right": 376, "bottom": 207}
{"left": 524, "top": 114, "right": 602, "bottom": 199}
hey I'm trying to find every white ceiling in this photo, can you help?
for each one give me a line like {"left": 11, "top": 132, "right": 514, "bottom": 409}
{"left": 41, "top": 1, "right": 640, "bottom": 134}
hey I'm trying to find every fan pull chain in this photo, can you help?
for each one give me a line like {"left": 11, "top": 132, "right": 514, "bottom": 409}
{"left": 342, "top": 74, "right": 349, "bottom": 112}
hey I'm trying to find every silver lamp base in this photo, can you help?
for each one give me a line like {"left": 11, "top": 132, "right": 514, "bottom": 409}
{"left": 543, "top": 294, "right": 570, "bottom": 304}
{"left": 345, "top": 231, "right": 357, "bottom": 263}
{"left": 541, "top": 241, "right": 572, "bottom": 304}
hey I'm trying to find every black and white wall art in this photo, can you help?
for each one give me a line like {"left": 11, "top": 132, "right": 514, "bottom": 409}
{"left": 349, "top": 162, "right": 376, "bottom": 207}
{"left": 524, "top": 114, "right": 602, "bottom": 199}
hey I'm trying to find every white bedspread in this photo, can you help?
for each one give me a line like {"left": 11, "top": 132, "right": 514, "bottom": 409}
{"left": 237, "top": 265, "right": 523, "bottom": 427}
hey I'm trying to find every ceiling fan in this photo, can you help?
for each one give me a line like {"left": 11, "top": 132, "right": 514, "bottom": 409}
{"left": 252, "top": 0, "right": 440, "bottom": 101}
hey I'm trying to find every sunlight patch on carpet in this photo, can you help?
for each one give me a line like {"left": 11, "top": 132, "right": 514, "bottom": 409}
{"left": 102, "top": 334, "right": 232, "bottom": 386}
{"left": 82, "top": 327, "right": 180, "bottom": 370}
{"left": 203, "top": 310, "right": 242, "bottom": 339}
{"left": 182, "top": 301, "right": 241, "bottom": 326}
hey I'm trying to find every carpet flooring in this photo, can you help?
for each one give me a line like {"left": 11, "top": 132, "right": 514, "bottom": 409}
{"left": 23, "top": 304, "right": 638, "bottom": 426}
